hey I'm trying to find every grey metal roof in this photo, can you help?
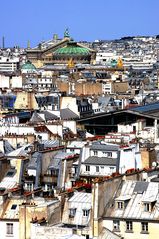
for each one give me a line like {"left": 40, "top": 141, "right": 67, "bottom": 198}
{"left": 7, "top": 144, "right": 31, "bottom": 157}
{"left": 60, "top": 108, "right": 79, "bottom": 120}
{"left": 91, "top": 142, "right": 119, "bottom": 151}
{"left": 41, "top": 140, "right": 60, "bottom": 148}
{"left": 3, "top": 140, "right": 14, "bottom": 154}
{"left": 28, "top": 152, "right": 41, "bottom": 169}
{"left": 48, "top": 157, "right": 61, "bottom": 170}
{"left": 104, "top": 180, "right": 159, "bottom": 221}
{"left": 133, "top": 181, "right": 149, "bottom": 194}
{"left": 131, "top": 102, "right": 159, "bottom": 114}
{"left": 42, "top": 110, "right": 59, "bottom": 121}
{"left": 83, "top": 156, "right": 117, "bottom": 166}
{"left": 30, "top": 111, "right": 58, "bottom": 123}
{"left": 30, "top": 111, "right": 44, "bottom": 123}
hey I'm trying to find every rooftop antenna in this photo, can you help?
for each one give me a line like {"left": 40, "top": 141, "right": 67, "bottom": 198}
{"left": 2, "top": 36, "right": 5, "bottom": 49}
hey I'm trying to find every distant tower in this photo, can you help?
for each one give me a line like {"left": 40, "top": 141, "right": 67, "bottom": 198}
{"left": 53, "top": 34, "right": 58, "bottom": 40}
{"left": 27, "top": 40, "right": 31, "bottom": 49}
{"left": 2, "top": 36, "right": 5, "bottom": 49}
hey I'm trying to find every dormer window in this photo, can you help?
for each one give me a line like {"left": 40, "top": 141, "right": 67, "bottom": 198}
{"left": 116, "top": 196, "right": 131, "bottom": 209}
{"left": 144, "top": 203, "right": 150, "bottom": 212}
{"left": 69, "top": 208, "right": 76, "bottom": 218}
{"left": 117, "top": 202, "right": 123, "bottom": 209}
{"left": 143, "top": 201, "right": 156, "bottom": 212}
{"left": 86, "top": 165, "right": 90, "bottom": 172}
{"left": 83, "top": 209, "right": 89, "bottom": 217}
{"left": 93, "top": 150, "right": 97, "bottom": 156}
{"left": 107, "top": 152, "right": 112, "bottom": 158}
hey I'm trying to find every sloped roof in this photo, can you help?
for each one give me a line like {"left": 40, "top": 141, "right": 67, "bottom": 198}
{"left": 91, "top": 142, "right": 119, "bottom": 151}
{"left": 28, "top": 152, "right": 41, "bottom": 169}
{"left": 4, "top": 140, "right": 15, "bottom": 154}
{"left": 30, "top": 111, "right": 45, "bottom": 123}
{"left": 41, "top": 140, "right": 60, "bottom": 148}
{"left": 83, "top": 156, "right": 117, "bottom": 166}
{"left": 30, "top": 111, "right": 58, "bottom": 123}
{"left": 104, "top": 180, "right": 159, "bottom": 220}
{"left": 99, "top": 228, "right": 122, "bottom": 239}
{"left": 60, "top": 108, "right": 79, "bottom": 120}
{"left": 7, "top": 144, "right": 31, "bottom": 157}
{"left": 48, "top": 157, "right": 61, "bottom": 170}
{"left": 69, "top": 192, "right": 92, "bottom": 204}
{"left": 41, "top": 111, "right": 59, "bottom": 121}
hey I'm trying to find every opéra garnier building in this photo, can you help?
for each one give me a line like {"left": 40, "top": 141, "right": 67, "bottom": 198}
{"left": 26, "top": 29, "right": 96, "bottom": 68}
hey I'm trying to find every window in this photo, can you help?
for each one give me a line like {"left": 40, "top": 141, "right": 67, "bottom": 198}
{"left": 102, "top": 151, "right": 107, "bottom": 155}
{"left": 107, "top": 152, "right": 112, "bottom": 158}
{"left": 26, "top": 183, "right": 32, "bottom": 191}
{"left": 86, "top": 165, "right": 90, "bottom": 172}
{"left": 51, "top": 169, "right": 58, "bottom": 176}
{"left": 144, "top": 203, "right": 150, "bottom": 212}
{"left": 83, "top": 210, "right": 89, "bottom": 217}
{"left": 6, "top": 223, "right": 13, "bottom": 235}
{"left": 113, "top": 220, "right": 120, "bottom": 231}
{"left": 11, "top": 204, "right": 17, "bottom": 210}
{"left": 69, "top": 208, "right": 76, "bottom": 218}
{"left": 93, "top": 150, "right": 98, "bottom": 156}
{"left": 46, "top": 184, "right": 52, "bottom": 191}
{"left": 110, "top": 167, "right": 114, "bottom": 172}
{"left": 126, "top": 221, "right": 133, "bottom": 232}
{"left": 117, "top": 202, "right": 123, "bottom": 209}
{"left": 96, "top": 166, "right": 99, "bottom": 172}
{"left": 141, "top": 222, "right": 148, "bottom": 233}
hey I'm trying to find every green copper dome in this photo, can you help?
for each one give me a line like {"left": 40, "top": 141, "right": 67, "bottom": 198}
{"left": 54, "top": 42, "right": 90, "bottom": 56}
{"left": 21, "top": 60, "right": 36, "bottom": 70}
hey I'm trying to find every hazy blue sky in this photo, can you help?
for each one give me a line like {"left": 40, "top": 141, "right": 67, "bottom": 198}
{"left": 0, "top": 0, "right": 158, "bottom": 47}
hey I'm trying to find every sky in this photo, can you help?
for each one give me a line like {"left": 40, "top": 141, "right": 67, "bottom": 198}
{"left": 0, "top": 0, "right": 158, "bottom": 48}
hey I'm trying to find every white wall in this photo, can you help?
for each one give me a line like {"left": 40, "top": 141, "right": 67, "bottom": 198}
{"left": 12, "top": 76, "right": 22, "bottom": 88}
{"left": 60, "top": 97, "right": 79, "bottom": 116}
{"left": 30, "top": 224, "right": 73, "bottom": 239}
{"left": 63, "top": 120, "right": 77, "bottom": 134}
{"left": 80, "top": 164, "right": 116, "bottom": 176}
{"left": 119, "top": 145, "right": 142, "bottom": 173}
{"left": 90, "top": 149, "right": 118, "bottom": 158}
{"left": 0, "top": 221, "right": 19, "bottom": 239}
{"left": 0, "top": 124, "right": 35, "bottom": 136}
{"left": 46, "top": 124, "right": 63, "bottom": 138}
{"left": 0, "top": 75, "right": 9, "bottom": 88}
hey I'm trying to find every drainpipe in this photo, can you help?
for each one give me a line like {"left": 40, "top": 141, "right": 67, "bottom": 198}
{"left": 154, "top": 119, "right": 158, "bottom": 143}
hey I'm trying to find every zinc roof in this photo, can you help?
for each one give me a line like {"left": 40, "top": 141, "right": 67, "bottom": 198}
{"left": 83, "top": 156, "right": 117, "bottom": 166}
{"left": 105, "top": 180, "right": 159, "bottom": 221}
{"left": 90, "top": 142, "right": 119, "bottom": 152}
